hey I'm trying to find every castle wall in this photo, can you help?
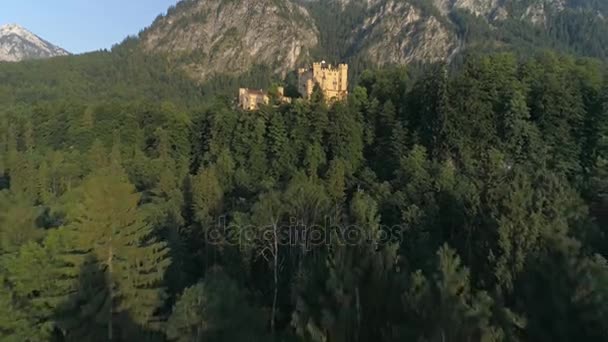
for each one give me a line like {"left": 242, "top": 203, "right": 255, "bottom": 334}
{"left": 298, "top": 62, "right": 348, "bottom": 101}
{"left": 239, "top": 88, "right": 269, "bottom": 111}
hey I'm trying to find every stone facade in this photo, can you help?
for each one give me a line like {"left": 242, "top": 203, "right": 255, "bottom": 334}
{"left": 239, "top": 88, "right": 270, "bottom": 111}
{"left": 239, "top": 87, "right": 291, "bottom": 111}
{"left": 298, "top": 61, "right": 348, "bottom": 101}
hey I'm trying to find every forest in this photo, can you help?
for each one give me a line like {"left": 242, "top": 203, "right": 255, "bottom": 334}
{"left": 0, "top": 32, "right": 608, "bottom": 342}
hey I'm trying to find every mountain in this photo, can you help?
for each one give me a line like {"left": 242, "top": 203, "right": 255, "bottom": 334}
{"left": 139, "top": 0, "right": 608, "bottom": 80}
{"left": 141, "top": 0, "right": 318, "bottom": 81}
{"left": 0, "top": 24, "right": 69, "bottom": 62}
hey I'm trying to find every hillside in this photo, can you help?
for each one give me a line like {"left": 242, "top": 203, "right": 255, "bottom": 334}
{"left": 1, "top": 50, "right": 608, "bottom": 342}
{"left": 140, "top": 0, "right": 318, "bottom": 80}
{"left": 1, "top": 1, "right": 608, "bottom": 341}
{"left": 140, "top": 0, "right": 608, "bottom": 81}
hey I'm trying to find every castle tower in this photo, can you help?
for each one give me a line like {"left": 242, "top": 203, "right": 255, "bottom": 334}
{"left": 298, "top": 61, "right": 348, "bottom": 102}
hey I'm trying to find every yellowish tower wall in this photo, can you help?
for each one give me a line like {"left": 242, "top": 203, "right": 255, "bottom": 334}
{"left": 297, "top": 61, "right": 348, "bottom": 102}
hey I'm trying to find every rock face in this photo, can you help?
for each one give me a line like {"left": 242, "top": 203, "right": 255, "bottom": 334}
{"left": 349, "top": 1, "right": 458, "bottom": 65}
{"left": 431, "top": 0, "right": 567, "bottom": 19}
{"left": 0, "top": 24, "right": 69, "bottom": 62}
{"left": 141, "top": 0, "right": 318, "bottom": 80}
{"left": 141, "top": 0, "right": 607, "bottom": 81}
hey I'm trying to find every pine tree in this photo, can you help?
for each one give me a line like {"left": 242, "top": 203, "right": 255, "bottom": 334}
{"left": 9, "top": 154, "right": 37, "bottom": 202}
{"left": 292, "top": 192, "right": 399, "bottom": 342}
{"left": 37, "top": 161, "right": 52, "bottom": 204}
{"left": 267, "top": 110, "right": 292, "bottom": 177}
{"left": 191, "top": 166, "right": 223, "bottom": 228}
{"left": 326, "top": 159, "right": 347, "bottom": 203}
{"left": 517, "top": 239, "right": 608, "bottom": 341}
{"left": 493, "top": 170, "right": 544, "bottom": 292}
{"left": 0, "top": 273, "right": 53, "bottom": 342}
{"left": 501, "top": 90, "right": 533, "bottom": 161}
{"left": 390, "top": 120, "right": 409, "bottom": 164}
{"left": 0, "top": 193, "right": 44, "bottom": 255}
{"left": 5, "top": 124, "right": 18, "bottom": 173}
{"left": 62, "top": 164, "right": 171, "bottom": 340}
{"left": 2, "top": 229, "right": 75, "bottom": 341}
{"left": 0, "top": 118, "right": 7, "bottom": 178}
{"left": 88, "top": 139, "right": 108, "bottom": 172}
{"left": 327, "top": 102, "right": 364, "bottom": 173}
{"left": 214, "top": 148, "right": 236, "bottom": 192}
{"left": 587, "top": 88, "right": 608, "bottom": 229}
{"left": 166, "top": 268, "right": 265, "bottom": 342}
{"left": 22, "top": 119, "right": 34, "bottom": 152}
{"left": 418, "top": 63, "right": 451, "bottom": 159}
{"left": 402, "top": 244, "right": 504, "bottom": 341}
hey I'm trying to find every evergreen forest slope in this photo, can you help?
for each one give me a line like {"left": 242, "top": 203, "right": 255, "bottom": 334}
{"left": 0, "top": 1, "right": 607, "bottom": 341}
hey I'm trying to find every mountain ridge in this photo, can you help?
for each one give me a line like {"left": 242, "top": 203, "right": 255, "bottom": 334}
{"left": 141, "top": 0, "right": 318, "bottom": 81}
{"left": 139, "top": 0, "right": 608, "bottom": 82}
{"left": 0, "top": 24, "right": 69, "bottom": 62}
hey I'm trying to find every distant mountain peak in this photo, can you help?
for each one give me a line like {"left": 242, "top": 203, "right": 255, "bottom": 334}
{"left": 0, "top": 23, "right": 69, "bottom": 62}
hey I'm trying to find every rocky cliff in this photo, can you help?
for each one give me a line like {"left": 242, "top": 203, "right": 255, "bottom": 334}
{"left": 141, "top": 0, "right": 318, "bottom": 80}
{"left": 350, "top": 1, "right": 458, "bottom": 65}
{"left": 0, "top": 24, "right": 69, "bottom": 62}
{"left": 140, "top": 0, "right": 607, "bottom": 81}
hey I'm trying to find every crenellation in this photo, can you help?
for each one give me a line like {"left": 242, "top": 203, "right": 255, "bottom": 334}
{"left": 298, "top": 61, "right": 348, "bottom": 102}
{"left": 239, "top": 61, "right": 348, "bottom": 110}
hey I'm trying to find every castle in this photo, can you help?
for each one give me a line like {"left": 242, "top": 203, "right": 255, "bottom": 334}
{"left": 239, "top": 86, "right": 290, "bottom": 111}
{"left": 238, "top": 61, "right": 348, "bottom": 110}
{"left": 298, "top": 61, "right": 348, "bottom": 101}
{"left": 239, "top": 88, "right": 269, "bottom": 111}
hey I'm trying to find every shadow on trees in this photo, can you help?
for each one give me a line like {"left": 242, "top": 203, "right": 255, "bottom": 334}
{"left": 53, "top": 254, "right": 164, "bottom": 342}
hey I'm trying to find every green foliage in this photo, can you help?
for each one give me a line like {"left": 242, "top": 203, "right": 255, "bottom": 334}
{"left": 61, "top": 165, "right": 171, "bottom": 340}
{"left": 1, "top": 229, "right": 76, "bottom": 341}
{"left": 166, "top": 268, "right": 265, "bottom": 342}
{"left": 401, "top": 245, "right": 506, "bottom": 341}
{"left": 292, "top": 192, "right": 399, "bottom": 342}
{"left": 516, "top": 239, "right": 608, "bottom": 341}
{"left": 1, "top": 36, "right": 608, "bottom": 341}
{"left": 191, "top": 166, "right": 224, "bottom": 227}
{"left": 0, "top": 192, "right": 44, "bottom": 255}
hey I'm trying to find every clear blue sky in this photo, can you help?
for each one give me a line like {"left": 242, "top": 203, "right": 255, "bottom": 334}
{"left": 1, "top": 0, "right": 179, "bottom": 54}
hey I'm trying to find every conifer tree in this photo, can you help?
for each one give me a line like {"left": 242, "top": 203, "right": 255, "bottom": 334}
{"left": 22, "top": 119, "right": 34, "bottom": 152}
{"left": 588, "top": 88, "right": 608, "bottom": 229}
{"left": 516, "top": 239, "right": 608, "bottom": 341}
{"left": 166, "top": 268, "right": 265, "bottom": 342}
{"left": 267, "top": 110, "right": 293, "bottom": 177}
{"left": 5, "top": 124, "right": 18, "bottom": 174}
{"left": 62, "top": 163, "right": 170, "bottom": 340}
{"left": 402, "top": 244, "right": 504, "bottom": 341}
{"left": 37, "top": 161, "right": 51, "bottom": 204}
{"left": 148, "top": 158, "right": 184, "bottom": 228}
{"left": 326, "top": 159, "right": 347, "bottom": 203}
{"left": 0, "top": 193, "right": 44, "bottom": 255}
{"left": 327, "top": 102, "right": 364, "bottom": 173}
{"left": 0, "top": 273, "right": 52, "bottom": 342}
{"left": 88, "top": 139, "right": 108, "bottom": 172}
{"left": 2, "top": 230, "right": 75, "bottom": 341}
{"left": 191, "top": 166, "right": 223, "bottom": 228}
{"left": 417, "top": 63, "right": 451, "bottom": 159}
{"left": 292, "top": 192, "right": 399, "bottom": 342}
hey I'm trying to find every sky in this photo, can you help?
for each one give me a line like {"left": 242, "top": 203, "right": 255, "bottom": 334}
{"left": 1, "top": 0, "right": 179, "bottom": 54}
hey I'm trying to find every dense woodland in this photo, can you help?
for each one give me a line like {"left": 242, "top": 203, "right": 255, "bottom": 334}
{"left": 1, "top": 7, "right": 608, "bottom": 341}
